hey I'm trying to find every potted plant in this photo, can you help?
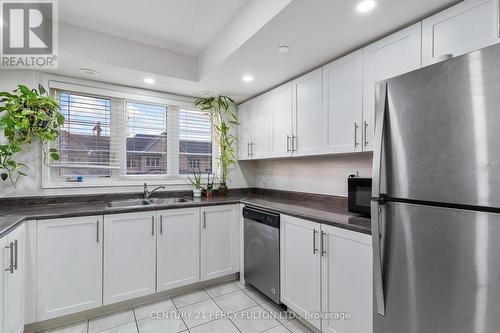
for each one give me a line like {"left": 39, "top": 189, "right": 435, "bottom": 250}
{"left": 194, "top": 96, "right": 238, "bottom": 196}
{"left": 188, "top": 169, "right": 203, "bottom": 198}
{"left": 204, "top": 173, "right": 214, "bottom": 198}
{"left": 0, "top": 84, "right": 64, "bottom": 186}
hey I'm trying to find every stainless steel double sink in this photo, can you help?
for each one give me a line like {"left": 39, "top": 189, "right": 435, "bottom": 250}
{"left": 107, "top": 197, "right": 191, "bottom": 208}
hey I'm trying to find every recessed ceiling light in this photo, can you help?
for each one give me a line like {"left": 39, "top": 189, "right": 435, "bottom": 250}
{"left": 79, "top": 68, "right": 99, "bottom": 76}
{"left": 144, "top": 78, "right": 155, "bottom": 84}
{"left": 242, "top": 75, "right": 254, "bottom": 82}
{"left": 200, "top": 91, "right": 214, "bottom": 96}
{"left": 357, "top": 0, "right": 376, "bottom": 13}
{"left": 278, "top": 46, "right": 290, "bottom": 53}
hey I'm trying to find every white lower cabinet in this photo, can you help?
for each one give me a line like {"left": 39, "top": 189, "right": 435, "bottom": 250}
{"left": 0, "top": 236, "right": 5, "bottom": 333}
{"left": 4, "top": 224, "right": 25, "bottom": 333}
{"left": 37, "top": 216, "right": 103, "bottom": 320}
{"left": 103, "top": 211, "right": 156, "bottom": 305}
{"left": 321, "top": 225, "right": 372, "bottom": 333}
{"left": 200, "top": 205, "right": 239, "bottom": 281}
{"left": 157, "top": 208, "right": 200, "bottom": 291}
{"left": 281, "top": 215, "right": 373, "bottom": 333}
{"left": 280, "top": 215, "right": 322, "bottom": 330}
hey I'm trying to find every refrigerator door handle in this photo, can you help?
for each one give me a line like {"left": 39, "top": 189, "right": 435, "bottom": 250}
{"left": 372, "top": 82, "right": 387, "bottom": 198}
{"left": 372, "top": 200, "right": 386, "bottom": 316}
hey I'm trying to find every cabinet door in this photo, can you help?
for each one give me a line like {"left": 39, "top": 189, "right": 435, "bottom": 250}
{"left": 323, "top": 50, "right": 363, "bottom": 154}
{"left": 293, "top": 68, "right": 325, "bottom": 157}
{"left": 280, "top": 215, "right": 321, "bottom": 330}
{"left": 321, "top": 225, "right": 372, "bottom": 333}
{"left": 103, "top": 212, "right": 156, "bottom": 305}
{"left": 422, "top": 0, "right": 500, "bottom": 66}
{"left": 238, "top": 101, "right": 253, "bottom": 160}
{"left": 157, "top": 208, "right": 200, "bottom": 291}
{"left": 37, "top": 216, "right": 103, "bottom": 320}
{"left": 363, "top": 23, "right": 422, "bottom": 151}
{"left": 4, "top": 224, "right": 25, "bottom": 333}
{"left": 269, "top": 82, "right": 294, "bottom": 158}
{"left": 0, "top": 236, "right": 5, "bottom": 333}
{"left": 200, "top": 205, "right": 239, "bottom": 281}
{"left": 252, "top": 95, "right": 271, "bottom": 159}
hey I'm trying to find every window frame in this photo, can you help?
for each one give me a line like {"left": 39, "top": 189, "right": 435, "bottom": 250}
{"left": 41, "top": 75, "right": 219, "bottom": 189}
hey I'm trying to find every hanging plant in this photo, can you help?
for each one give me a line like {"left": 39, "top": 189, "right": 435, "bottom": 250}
{"left": 0, "top": 84, "right": 64, "bottom": 186}
{"left": 194, "top": 96, "right": 238, "bottom": 196}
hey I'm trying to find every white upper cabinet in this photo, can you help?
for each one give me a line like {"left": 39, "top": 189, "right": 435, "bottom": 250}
{"left": 37, "top": 216, "right": 103, "bottom": 321}
{"left": 293, "top": 68, "right": 325, "bottom": 157}
{"left": 238, "top": 100, "right": 254, "bottom": 160}
{"left": 157, "top": 208, "right": 200, "bottom": 292}
{"left": 280, "top": 215, "right": 322, "bottom": 330}
{"left": 252, "top": 95, "right": 271, "bottom": 159}
{"left": 323, "top": 50, "right": 363, "bottom": 154}
{"left": 103, "top": 211, "right": 157, "bottom": 305}
{"left": 363, "top": 22, "right": 422, "bottom": 151}
{"left": 269, "top": 82, "right": 294, "bottom": 158}
{"left": 4, "top": 224, "right": 25, "bottom": 333}
{"left": 321, "top": 225, "right": 372, "bottom": 333}
{"left": 422, "top": 0, "right": 500, "bottom": 66}
{"left": 200, "top": 205, "right": 239, "bottom": 281}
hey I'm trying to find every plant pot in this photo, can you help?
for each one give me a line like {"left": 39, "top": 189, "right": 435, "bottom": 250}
{"left": 218, "top": 183, "right": 228, "bottom": 196}
{"left": 193, "top": 188, "right": 202, "bottom": 198}
{"left": 206, "top": 191, "right": 213, "bottom": 199}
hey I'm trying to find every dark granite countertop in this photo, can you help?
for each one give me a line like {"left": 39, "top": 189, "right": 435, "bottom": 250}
{"left": 0, "top": 189, "right": 371, "bottom": 238}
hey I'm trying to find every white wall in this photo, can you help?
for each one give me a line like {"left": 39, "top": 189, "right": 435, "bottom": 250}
{"left": 253, "top": 153, "right": 373, "bottom": 197}
{"left": 0, "top": 70, "right": 254, "bottom": 197}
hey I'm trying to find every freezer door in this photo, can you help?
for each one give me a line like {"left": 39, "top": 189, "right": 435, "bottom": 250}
{"left": 379, "top": 43, "right": 500, "bottom": 207}
{"left": 373, "top": 201, "right": 500, "bottom": 333}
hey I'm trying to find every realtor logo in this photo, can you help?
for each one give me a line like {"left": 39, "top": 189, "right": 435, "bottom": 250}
{"left": 1, "top": 0, "right": 58, "bottom": 68}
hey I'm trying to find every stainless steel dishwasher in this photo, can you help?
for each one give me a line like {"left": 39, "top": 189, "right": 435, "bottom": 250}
{"left": 243, "top": 206, "right": 281, "bottom": 304}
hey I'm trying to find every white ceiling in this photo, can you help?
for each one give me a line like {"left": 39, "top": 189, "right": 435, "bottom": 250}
{"left": 51, "top": 0, "right": 461, "bottom": 102}
{"left": 59, "top": 0, "right": 249, "bottom": 56}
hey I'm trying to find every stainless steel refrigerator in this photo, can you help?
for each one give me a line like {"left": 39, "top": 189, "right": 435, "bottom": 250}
{"left": 372, "top": 43, "right": 500, "bottom": 333}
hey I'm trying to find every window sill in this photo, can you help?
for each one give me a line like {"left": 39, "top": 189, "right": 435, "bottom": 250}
{"left": 42, "top": 175, "right": 219, "bottom": 189}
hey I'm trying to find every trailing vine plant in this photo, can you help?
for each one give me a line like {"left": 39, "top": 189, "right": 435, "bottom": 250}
{"left": 0, "top": 84, "right": 64, "bottom": 186}
{"left": 193, "top": 96, "right": 238, "bottom": 195}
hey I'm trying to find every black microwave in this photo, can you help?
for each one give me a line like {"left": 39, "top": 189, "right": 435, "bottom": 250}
{"left": 348, "top": 177, "right": 372, "bottom": 217}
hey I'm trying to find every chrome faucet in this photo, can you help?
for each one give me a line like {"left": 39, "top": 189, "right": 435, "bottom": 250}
{"left": 143, "top": 183, "right": 165, "bottom": 199}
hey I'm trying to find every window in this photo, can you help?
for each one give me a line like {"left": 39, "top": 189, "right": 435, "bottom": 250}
{"left": 46, "top": 83, "right": 217, "bottom": 187}
{"left": 52, "top": 92, "right": 116, "bottom": 178}
{"left": 126, "top": 101, "right": 167, "bottom": 175}
{"left": 179, "top": 109, "right": 212, "bottom": 174}
{"left": 188, "top": 158, "right": 201, "bottom": 169}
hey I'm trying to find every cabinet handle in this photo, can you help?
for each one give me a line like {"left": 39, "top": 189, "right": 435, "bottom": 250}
{"left": 151, "top": 216, "right": 155, "bottom": 236}
{"left": 251, "top": 142, "right": 255, "bottom": 157}
{"left": 247, "top": 142, "right": 251, "bottom": 157}
{"left": 321, "top": 231, "right": 326, "bottom": 256}
{"left": 292, "top": 135, "right": 297, "bottom": 153}
{"left": 364, "top": 121, "right": 369, "bottom": 146}
{"left": 286, "top": 135, "right": 291, "bottom": 153}
{"left": 13, "top": 239, "right": 18, "bottom": 270}
{"left": 160, "top": 215, "right": 163, "bottom": 235}
{"left": 4, "top": 242, "right": 14, "bottom": 274}
{"left": 202, "top": 211, "right": 207, "bottom": 229}
{"left": 96, "top": 220, "right": 100, "bottom": 243}
{"left": 312, "top": 229, "right": 318, "bottom": 254}
{"left": 354, "top": 122, "right": 359, "bottom": 147}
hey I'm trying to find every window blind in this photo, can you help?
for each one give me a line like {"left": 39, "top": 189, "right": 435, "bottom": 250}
{"left": 52, "top": 91, "right": 119, "bottom": 175}
{"left": 179, "top": 109, "right": 212, "bottom": 174}
{"left": 126, "top": 101, "right": 168, "bottom": 175}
